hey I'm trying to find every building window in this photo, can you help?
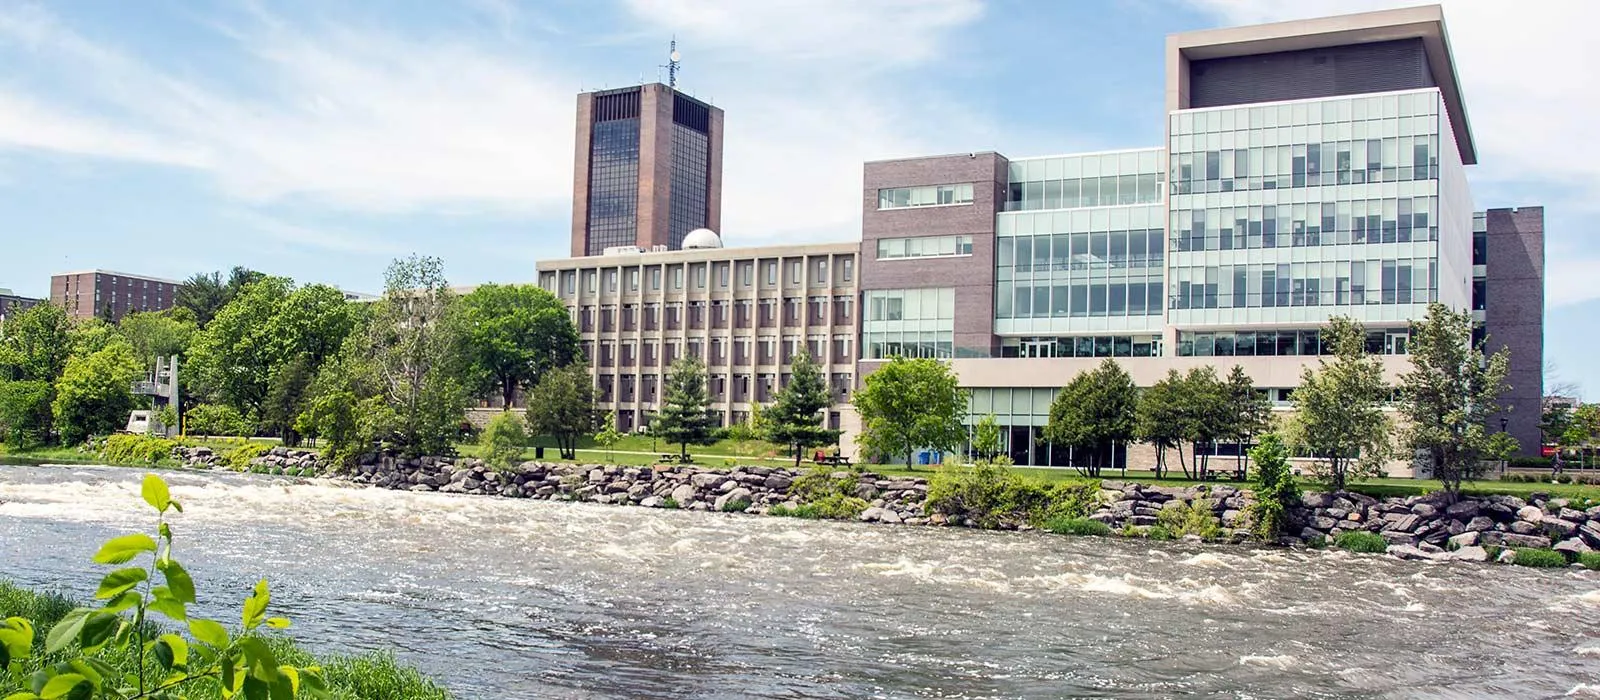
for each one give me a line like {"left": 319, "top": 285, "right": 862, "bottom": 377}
{"left": 842, "top": 259, "right": 853, "bottom": 283}
{"left": 862, "top": 288, "right": 955, "bottom": 359}
{"left": 1472, "top": 280, "right": 1486, "bottom": 311}
{"left": 999, "top": 336, "right": 1161, "bottom": 358}
{"left": 765, "top": 262, "right": 777, "bottom": 286}
{"left": 877, "top": 235, "right": 973, "bottom": 260}
{"left": 650, "top": 268, "right": 661, "bottom": 290}
{"left": 1176, "top": 329, "right": 1409, "bottom": 357}
{"left": 878, "top": 183, "right": 974, "bottom": 209}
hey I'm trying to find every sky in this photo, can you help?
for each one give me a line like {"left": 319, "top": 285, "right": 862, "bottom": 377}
{"left": 0, "top": 0, "right": 1593, "bottom": 396}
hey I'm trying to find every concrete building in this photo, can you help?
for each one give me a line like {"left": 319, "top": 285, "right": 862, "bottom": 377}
{"left": 571, "top": 83, "right": 724, "bottom": 257}
{"left": 537, "top": 230, "right": 859, "bottom": 433}
{"left": 50, "top": 270, "right": 180, "bottom": 323}
{"left": 0, "top": 288, "right": 42, "bottom": 327}
{"left": 853, "top": 5, "right": 1545, "bottom": 468}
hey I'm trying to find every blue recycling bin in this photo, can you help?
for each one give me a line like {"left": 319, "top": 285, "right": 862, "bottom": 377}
{"left": 917, "top": 451, "right": 931, "bottom": 465}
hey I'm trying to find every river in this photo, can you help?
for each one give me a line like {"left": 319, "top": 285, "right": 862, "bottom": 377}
{"left": 2, "top": 464, "right": 1599, "bottom": 699}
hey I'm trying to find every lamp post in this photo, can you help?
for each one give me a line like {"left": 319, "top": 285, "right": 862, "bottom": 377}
{"left": 1500, "top": 417, "right": 1509, "bottom": 433}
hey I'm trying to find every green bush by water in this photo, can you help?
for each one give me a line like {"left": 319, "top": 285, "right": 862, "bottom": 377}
{"left": 1145, "top": 525, "right": 1175, "bottom": 541}
{"left": 719, "top": 498, "right": 752, "bottom": 513}
{"left": 1042, "top": 517, "right": 1111, "bottom": 537}
{"left": 1511, "top": 548, "right": 1568, "bottom": 568}
{"left": 1156, "top": 498, "right": 1222, "bottom": 540}
{"left": 101, "top": 433, "right": 176, "bottom": 465}
{"left": 1578, "top": 551, "right": 1600, "bottom": 571}
{"left": 924, "top": 459, "right": 1100, "bottom": 529}
{"left": 1333, "top": 531, "right": 1389, "bottom": 553}
{"left": 769, "top": 493, "right": 869, "bottom": 520}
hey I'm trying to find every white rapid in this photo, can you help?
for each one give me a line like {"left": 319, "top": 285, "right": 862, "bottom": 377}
{"left": 3, "top": 464, "right": 1600, "bottom": 699}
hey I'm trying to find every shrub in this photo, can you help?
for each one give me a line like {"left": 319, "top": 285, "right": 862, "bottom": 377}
{"left": 1511, "top": 548, "right": 1569, "bottom": 568}
{"left": 661, "top": 497, "right": 681, "bottom": 509}
{"left": 925, "top": 458, "right": 1098, "bottom": 529}
{"left": 185, "top": 403, "right": 255, "bottom": 437}
{"left": 789, "top": 467, "right": 858, "bottom": 502}
{"left": 1577, "top": 552, "right": 1600, "bottom": 571}
{"left": 1306, "top": 534, "right": 1328, "bottom": 549}
{"left": 1146, "top": 525, "right": 1175, "bottom": 541}
{"left": 1157, "top": 499, "right": 1222, "bottom": 540}
{"left": 221, "top": 441, "right": 270, "bottom": 471}
{"left": 719, "top": 497, "right": 752, "bottom": 513}
{"left": 101, "top": 433, "right": 176, "bottom": 465}
{"left": 480, "top": 412, "right": 528, "bottom": 469}
{"left": 0, "top": 380, "right": 54, "bottom": 448}
{"left": 1118, "top": 523, "right": 1141, "bottom": 538}
{"left": 1333, "top": 531, "right": 1389, "bottom": 554}
{"left": 1247, "top": 434, "right": 1299, "bottom": 540}
{"left": 1509, "top": 456, "right": 1552, "bottom": 470}
{"left": 769, "top": 493, "right": 869, "bottom": 520}
{"left": 1043, "top": 516, "right": 1111, "bottom": 536}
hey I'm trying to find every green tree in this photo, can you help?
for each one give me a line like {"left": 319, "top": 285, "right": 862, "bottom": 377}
{"left": 117, "top": 311, "right": 196, "bottom": 368}
{"left": 972, "top": 413, "right": 1003, "bottom": 461}
{"left": 0, "top": 380, "right": 54, "bottom": 447}
{"left": 1043, "top": 358, "right": 1137, "bottom": 477}
{"left": 1541, "top": 402, "right": 1573, "bottom": 449}
{"left": 1247, "top": 433, "right": 1299, "bottom": 540}
{"left": 1397, "top": 303, "right": 1514, "bottom": 494}
{"left": 0, "top": 303, "right": 73, "bottom": 383}
{"left": 654, "top": 356, "right": 715, "bottom": 462}
{"left": 1176, "top": 367, "right": 1231, "bottom": 479}
{"left": 460, "top": 283, "right": 580, "bottom": 410}
{"left": 524, "top": 363, "right": 596, "bottom": 460}
{"left": 52, "top": 338, "right": 142, "bottom": 445}
{"left": 594, "top": 412, "right": 623, "bottom": 463}
{"left": 183, "top": 403, "right": 254, "bottom": 437}
{"left": 481, "top": 411, "right": 528, "bottom": 469}
{"left": 176, "top": 266, "right": 265, "bottom": 327}
{"left": 763, "top": 350, "right": 839, "bottom": 467}
{"left": 362, "top": 255, "right": 470, "bottom": 455}
{"left": 262, "top": 353, "right": 315, "bottom": 446}
{"left": 1565, "top": 404, "right": 1600, "bottom": 468}
{"left": 1224, "top": 364, "right": 1273, "bottom": 479}
{"left": 67, "top": 319, "right": 123, "bottom": 358}
{"left": 1135, "top": 370, "right": 1186, "bottom": 478}
{"left": 853, "top": 357, "right": 966, "bottom": 470}
{"left": 724, "top": 402, "right": 767, "bottom": 459}
{"left": 265, "top": 284, "right": 358, "bottom": 368}
{"left": 1287, "top": 316, "right": 1392, "bottom": 491}
{"left": 186, "top": 276, "right": 292, "bottom": 419}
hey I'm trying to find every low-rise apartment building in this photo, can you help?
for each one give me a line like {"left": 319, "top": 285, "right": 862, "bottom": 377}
{"left": 50, "top": 270, "right": 180, "bottom": 322}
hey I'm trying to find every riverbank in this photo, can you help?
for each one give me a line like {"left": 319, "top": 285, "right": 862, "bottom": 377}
{"left": 146, "top": 446, "right": 1600, "bottom": 569}
{"left": 0, "top": 581, "right": 450, "bottom": 699}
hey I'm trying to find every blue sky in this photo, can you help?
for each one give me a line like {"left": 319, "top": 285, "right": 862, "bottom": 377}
{"left": 0, "top": 0, "right": 1594, "bottom": 397}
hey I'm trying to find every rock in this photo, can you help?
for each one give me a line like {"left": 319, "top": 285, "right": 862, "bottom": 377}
{"left": 1466, "top": 516, "right": 1496, "bottom": 532}
{"left": 1501, "top": 533, "right": 1553, "bottom": 549}
{"left": 764, "top": 475, "right": 793, "bottom": 491}
{"left": 854, "top": 483, "right": 881, "bottom": 500}
{"left": 879, "top": 510, "right": 904, "bottom": 524}
{"left": 1545, "top": 518, "right": 1579, "bottom": 537}
{"left": 1587, "top": 505, "right": 1600, "bottom": 520}
{"left": 1411, "top": 503, "right": 1439, "bottom": 518}
{"left": 1450, "top": 546, "right": 1490, "bottom": 562}
{"left": 1302, "top": 492, "right": 1334, "bottom": 509}
{"left": 1484, "top": 502, "right": 1517, "bottom": 522}
{"left": 1222, "top": 509, "right": 1244, "bottom": 526}
{"left": 1580, "top": 522, "right": 1600, "bottom": 548}
{"left": 859, "top": 507, "right": 887, "bottom": 523}
{"left": 714, "top": 488, "right": 753, "bottom": 512}
{"left": 639, "top": 496, "right": 661, "bottom": 508}
{"left": 1381, "top": 531, "right": 1415, "bottom": 545}
{"left": 1308, "top": 516, "right": 1339, "bottom": 531}
{"left": 1496, "top": 549, "right": 1518, "bottom": 564}
{"left": 689, "top": 473, "right": 724, "bottom": 489}
{"left": 1385, "top": 514, "right": 1421, "bottom": 533}
{"left": 1448, "top": 531, "right": 1480, "bottom": 549}
{"left": 670, "top": 484, "right": 696, "bottom": 505}
{"left": 627, "top": 484, "right": 650, "bottom": 500}
{"left": 408, "top": 484, "right": 434, "bottom": 492}
{"left": 1510, "top": 521, "right": 1539, "bottom": 535}
{"left": 1418, "top": 542, "right": 1445, "bottom": 554}
{"left": 1554, "top": 538, "right": 1592, "bottom": 557}
{"left": 718, "top": 480, "right": 739, "bottom": 494}
{"left": 1517, "top": 505, "right": 1544, "bottom": 523}
{"left": 1562, "top": 508, "right": 1589, "bottom": 523}
{"left": 1387, "top": 544, "right": 1446, "bottom": 561}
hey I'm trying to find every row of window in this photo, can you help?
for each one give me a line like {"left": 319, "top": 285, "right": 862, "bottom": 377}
{"left": 1172, "top": 90, "right": 1441, "bottom": 136}
{"left": 587, "top": 335, "right": 855, "bottom": 367}
{"left": 594, "top": 372, "right": 854, "bottom": 405}
{"left": 861, "top": 331, "right": 954, "bottom": 360}
{"left": 1004, "top": 173, "right": 1165, "bottom": 211}
{"left": 877, "top": 183, "right": 974, "bottom": 210}
{"left": 1170, "top": 197, "right": 1438, "bottom": 251}
{"left": 1168, "top": 259, "right": 1436, "bottom": 310}
{"left": 575, "top": 296, "right": 856, "bottom": 333}
{"left": 547, "top": 257, "right": 855, "bottom": 296}
{"left": 999, "top": 336, "right": 1162, "bottom": 358}
{"left": 864, "top": 288, "right": 955, "bottom": 323}
{"left": 876, "top": 235, "right": 973, "bottom": 260}
{"left": 1176, "top": 329, "right": 1411, "bottom": 358}
{"left": 1171, "top": 137, "right": 1439, "bottom": 194}
{"left": 997, "top": 229, "right": 1166, "bottom": 276}
{"left": 997, "top": 281, "right": 1164, "bottom": 319}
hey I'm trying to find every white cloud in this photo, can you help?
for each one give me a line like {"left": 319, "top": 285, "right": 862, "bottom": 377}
{"left": 231, "top": 212, "right": 406, "bottom": 256}
{"left": 0, "top": 5, "right": 578, "bottom": 217}
{"left": 1184, "top": 0, "right": 1600, "bottom": 305}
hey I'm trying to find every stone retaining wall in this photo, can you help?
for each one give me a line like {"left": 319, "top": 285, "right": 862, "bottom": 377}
{"left": 169, "top": 449, "right": 1597, "bottom": 566}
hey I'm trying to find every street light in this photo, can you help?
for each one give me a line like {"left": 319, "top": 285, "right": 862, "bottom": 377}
{"left": 1500, "top": 417, "right": 1509, "bottom": 433}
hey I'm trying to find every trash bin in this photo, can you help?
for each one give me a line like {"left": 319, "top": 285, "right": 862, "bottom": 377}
{"left": 917, "top": 451, "right": 930, "bottom": 465}
{"left": 535, "top": 446, "right": 545, "bottom": 459}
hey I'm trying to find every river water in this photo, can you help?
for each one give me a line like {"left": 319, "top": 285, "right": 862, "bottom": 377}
{"left": 2, "top": 464, "right": 1599, "bottom": 699}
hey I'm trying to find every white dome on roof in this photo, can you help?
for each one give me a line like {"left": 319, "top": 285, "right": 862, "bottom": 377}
{"left": 682, "top": 228, "right": 722, "bottom": 249}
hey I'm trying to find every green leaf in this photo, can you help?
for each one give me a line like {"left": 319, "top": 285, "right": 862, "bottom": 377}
{"left": 94, "top": 567, "right": 147, "bottom": 600}
{"left": 269, "top": 674, "right": 293, "bottom": 700}
{"left": 241, "top": 677, "right": 269, "bottom": 700}
{"left": 220, "top": 652, "right": 237, "bottom": 695}
{"left": 238, "top": 637, "right": 279, "bottom": 682}
{"left": 141, "top": 473, "right": 171, "bottom": 512}
{"left": 0, "top": 645, "right": 8, "bottom": 670}
{"left": 101, "top": 591, "right": 139, "bottom": 614}
{"left": 159, "top": 522, "right": 172, "bottom": 542}
{"left": 263, "top": 617, "right": 290, "bottom": 630}
{"left": 152, "top": 640, "right": 173, "bottom": 670}
{"left": 2, "top": 692, "right": 40, "bottom": 700}
{"left": 147, "top": 587, "right": 187, "bottom": 622}
{"left": 188, "top": 618, "right": 230, "bottom": 649}
{"left": 156, "top": 559, "right": 196, "bottom": 604}
{"left": 0, "top": 617, "right": 34, "bottom": 661}
{"left": 64, "top": 660, "right": 101, "bottom": 691}
{"left": 38, "top": 674, "right": 87, "bottom": 700}
{"left": 156, "top": 633, "right": 188, "bottom": 669}
{"left": 45, "top": 609, "right": 90, "bottom": 654}
{"left": 241, "top": 580, "right": 270, "bottom": 631}
{"left": 78, "top": 612, "right": 118, "bottom": 654}
{"left": 298, "top": 668, "right": 330, "bottom": 700}
{"left": 91, "top": 534, "right": 157, "bottom": 565}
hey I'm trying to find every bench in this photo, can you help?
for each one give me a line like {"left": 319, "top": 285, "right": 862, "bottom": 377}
{"left": 659, "top": 453, "right": 693, "bottom": 464}
{"left": 815, "top": 455, "right": 852, "bottom": 467}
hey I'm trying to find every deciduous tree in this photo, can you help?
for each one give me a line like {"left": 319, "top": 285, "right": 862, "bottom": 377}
{"left": 1223, "top": 365, "right": 1273, "bottom": 479}
{"left": 0, "top": 303, "right": 72, "bottom": 383}
{"left": 460, "top": 283, "right": 580, "bottom": 410}
{"left": 1288, "top": 316, "right": 1392, "bottom": 491}
{"left": 1043, "top": 359, "right": 1137, "bottom": 477}
{"left": 361, "top": 255, "right": 470, "bottom": 456}
{"left": 1136, "top": 370, "right": 1186, "bottom": 478}
{"left": 525, "top": 363, "right": 596, "bottom": 460}
{"left": 118, "top": 311, "right": 196, "bottom": 367}
{"left": 853, "top": 357, "right": 966, "bottom": 470}
{"left": 1397, "top": 303, "right": 1513, "bottom": 494}
{"left": 52, "top": 338, "right": 142, "bottom": 444}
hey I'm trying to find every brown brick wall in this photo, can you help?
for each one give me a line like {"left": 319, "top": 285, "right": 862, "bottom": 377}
{"left": 1483, "top": 206, "right": 1544, "bottom": 456}
{"left": 570, "top": 93, "right": 595, "bottom": 257}
{"left": 50, "top": 272, "right": 177, "bottom": 322}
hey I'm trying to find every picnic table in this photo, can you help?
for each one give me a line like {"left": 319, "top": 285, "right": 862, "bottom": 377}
{"left": 659, "top": 453, "right": 693, "bottom": 464}
{"left": 814, "top": 455, "right": 852, "bottom": 467}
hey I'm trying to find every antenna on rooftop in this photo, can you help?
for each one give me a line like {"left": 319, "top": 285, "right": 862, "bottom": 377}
{"left": 662, "top": 37, "right": 681, "bottom": 89}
